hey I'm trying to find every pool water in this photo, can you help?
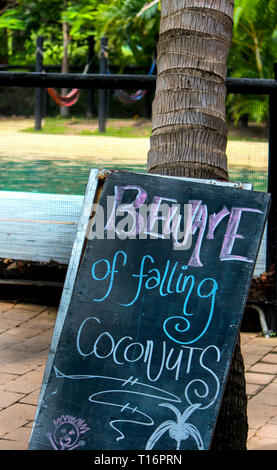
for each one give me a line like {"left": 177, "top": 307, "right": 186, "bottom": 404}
{"left": 0, "top": 159, "right": 147, "bottom": 195}
{"left": 0, "top": 159, "right": 267, "bottom": 195}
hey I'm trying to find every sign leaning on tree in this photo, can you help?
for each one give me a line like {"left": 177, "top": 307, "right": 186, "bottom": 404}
{"left": 146, "top": 0, "right": 252, "bottom": 450}
{"left": 29, "top": 169, "right": 270, "bottom": 450}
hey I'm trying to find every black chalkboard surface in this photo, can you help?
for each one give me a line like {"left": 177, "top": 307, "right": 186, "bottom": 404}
{"left": 29, "top": 170, "right": 270, "bottom": 450}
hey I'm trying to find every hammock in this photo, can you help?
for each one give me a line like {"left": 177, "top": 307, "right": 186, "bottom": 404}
{"left": 47, "top": 87, "right": 80, "bottom": 107}
{"left": 115, "top": 88, "right": 147, "bottom": 104}
{"left": 47, "top": 58, "right": 156, "bottom": 107}
{"left": 46, "top": 59, "right": 94, "bottom": 107}
{"left": 114, "top": 60, "right": 156, "bottom": 105}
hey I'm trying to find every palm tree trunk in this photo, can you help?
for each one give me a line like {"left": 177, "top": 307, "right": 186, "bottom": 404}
{"left": 148, "top": 0, "right": 234, "bottom": 180}
{"left": 147, "top": 0, "right": 248, "bottom": 449}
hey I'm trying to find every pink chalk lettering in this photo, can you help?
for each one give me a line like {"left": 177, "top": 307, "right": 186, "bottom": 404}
{"left": 220, "top": 207, "right": 263, "bottom": 262}
{"left": 207, "top": 206, "right": 230, "bottom": 240}
{"left": 105, "top": 185, "right": 147, "bottom": 236}
{"left": 188, "top": 203, "right": 208, "bottom": 267}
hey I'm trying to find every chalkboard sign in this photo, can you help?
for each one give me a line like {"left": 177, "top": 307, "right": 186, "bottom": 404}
{"left": 29, "top": 170, "right": 270, "bottom": 451}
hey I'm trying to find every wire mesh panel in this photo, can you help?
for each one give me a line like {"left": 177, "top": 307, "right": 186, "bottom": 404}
{"left": 0, "top": 87, "right": 269, "bottom": 193}
{"left": 226, "top": 95, "right": 269, "bottom": 276}
{"left": 0, "top": 85, "right": 152, "bottom": 195}
{"left": 0, "top": 86, "right": 269, "bottom": 275}
{"left": 227, "top": 94, "right": 268, "bottom": 192}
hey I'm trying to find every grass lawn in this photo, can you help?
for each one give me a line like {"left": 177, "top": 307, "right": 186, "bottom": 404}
{"left": 228, "top": 165, "right": 267, "bottom": 192}
{"left": 21, "top": 117, "right": 153, "bottom": 138}
{"left": 20, "top": 116, "right": 268, "bottom": 141}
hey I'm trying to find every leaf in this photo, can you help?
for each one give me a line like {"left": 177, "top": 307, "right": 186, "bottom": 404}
{"left": 0, "top": 9, "right": 25, "bottom": 30}
{"left": 233, "top": 6, "right": 243, "bottom": 31}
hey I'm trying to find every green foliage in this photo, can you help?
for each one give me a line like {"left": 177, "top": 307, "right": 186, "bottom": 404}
{"left": 0, "top": 0, "right": 276, "bottom": 124}
{"left": 230, "top": 0, "right": 277, "bottom": 79}
{"left": 0, "top": 0, "right": 95, "bottom": 65}
{"left": 20, "top": 116, "right": 152, "bottom": 138}
{"left": 92, "top": 0, "right": 160, "bottom": 69}
{"left": 226, "top": 93, "right": 269, "bottom": 125}
{"left": 0, "top": 0, "right": 63, "bottom": 64}
{"left": 227, "top": 0, "right": 277, "bottom": 123}
{"left": 63, "top": 0, "right": 98, "bottom": 40}
{"left": 0, "top": 0, "right": 159, "bottom": 69}
{"left": 0, "top": 8, "right": 25, "bottom": 30}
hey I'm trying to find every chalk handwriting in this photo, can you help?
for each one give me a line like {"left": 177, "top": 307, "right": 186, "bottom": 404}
{"left": 90, "top": 252, "right": 218, "bottom": 344}
{"left": 102, "top": 185, "right": 263, "bottom": 263}
{"left": 76, "top": 317, "right": 221, "bottom": 383}
{"left": 31, "top": 177, "right": 268, "bottom": 451}
{"left": 184, "top": 345, "right": 221, "bottom": 409}
{"left": 163, "top": 277, "right": 218, "bottom": 345}
{"left": 220, "top": 207, "right": 263, "bottom": 262}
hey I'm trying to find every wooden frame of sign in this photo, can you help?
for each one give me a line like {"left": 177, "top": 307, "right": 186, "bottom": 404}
{"left": 29, "top": 168, "right": 270, "bottom": 451}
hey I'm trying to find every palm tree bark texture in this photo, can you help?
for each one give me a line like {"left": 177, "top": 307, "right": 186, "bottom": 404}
{"left": 147, "top": 0, "right": 248, "bottom": 450}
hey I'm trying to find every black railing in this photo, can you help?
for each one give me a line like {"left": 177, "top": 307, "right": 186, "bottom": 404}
{"left": 0, "top": 70, "right": 276, "bottom": 92}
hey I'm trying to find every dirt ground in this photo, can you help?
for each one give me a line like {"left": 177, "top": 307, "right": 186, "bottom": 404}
{"left": 0, "top": 117, "right": 268, "bottom": 170}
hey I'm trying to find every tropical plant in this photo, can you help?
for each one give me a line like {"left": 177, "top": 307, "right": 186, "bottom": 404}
{"left": 0, "top": 0, "right": 64, "bottom": 64}
{"left": 90, "top": 0, "right": 160, "bottom": 70}
{"left": 63, "top": 0, "right": 98, "bottom": 41}
{"left": 227, "top": 0, "right": 277, "bottom": 124}
{"left": 145, "top": 403, "right": 204, "bottom": 450}
{"left": 230, "top": 0, "right": 277, "bottom": 79}
{"left": 0, "top": 0, "right": 97, "bottom": 66}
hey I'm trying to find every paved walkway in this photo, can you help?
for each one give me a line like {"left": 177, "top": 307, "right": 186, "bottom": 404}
{"left": 0, "top": 300, "right": 277, "bottom": 450}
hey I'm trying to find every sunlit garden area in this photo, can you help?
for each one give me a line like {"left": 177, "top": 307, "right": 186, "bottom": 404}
{"left": 0, "top": 0, "right": 277, "bottom": 454}
{"left": 0, "top": 0, "right": 275, "bottom": 197}
{"left": 0, "top": 113, "right": 269, "bottom": 195}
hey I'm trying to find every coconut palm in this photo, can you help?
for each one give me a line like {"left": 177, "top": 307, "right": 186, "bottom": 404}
{"left": 146, "top": 0, "right": 248, "bottom": 450}
{"left": 146, "top": 403, "right": 204, "bottom": 450}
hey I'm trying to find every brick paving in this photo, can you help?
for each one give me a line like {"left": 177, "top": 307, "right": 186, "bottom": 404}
{"left": 0, "top": 300, "right": 277, "bottom": 450}
{"left": 242, "top": 332, "right": 277, "bottom": 450}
